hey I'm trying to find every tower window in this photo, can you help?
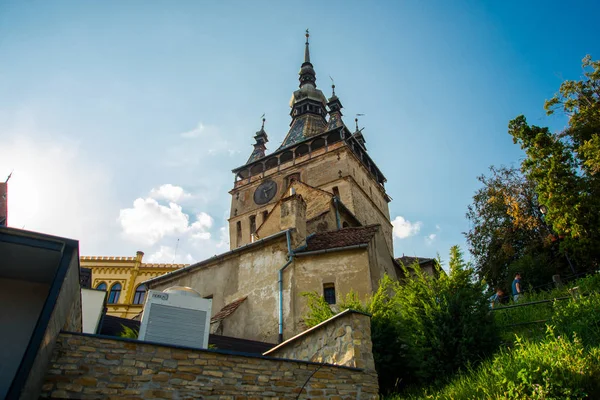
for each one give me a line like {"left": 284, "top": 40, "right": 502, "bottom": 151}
{"left": 108, "top": 283, "right": 122, "bottom": 304}
{"left": 323, "top": 283, "right": 336, "bottom": 305}
{"left": 332, "top": 186, "right": 340, "bottom": 198}
{"left": 236, "top": 221, "right": 242, "bottom": 246}
{"left": 249, "top": 215, "right": 257, "bottom": 234}
{"left": 262, "top": 210, "right": 269, "bottom": 223}
{"left": 133, "top": 284, "right": 146, "bottom": 305}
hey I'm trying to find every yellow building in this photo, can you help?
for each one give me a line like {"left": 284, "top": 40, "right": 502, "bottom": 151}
{"left": 80, "top": 251, "right": 187, "bottom": 319}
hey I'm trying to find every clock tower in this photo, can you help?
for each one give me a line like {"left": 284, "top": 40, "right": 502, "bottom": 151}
{"left": 228, "top": 31, "right": 394, "bottom": 254}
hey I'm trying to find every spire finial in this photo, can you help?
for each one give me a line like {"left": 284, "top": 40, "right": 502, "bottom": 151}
{"left": 261, "top": 115, "right": 266, "bottom": 130}
{"left": 355, "top": 113, "right": 365, "bottom": 132}
{"left": 329, "top": 76, "right": 335, "bottom": 96}
{"left": 304, "top": 29, "right": 310, "bottom": 63}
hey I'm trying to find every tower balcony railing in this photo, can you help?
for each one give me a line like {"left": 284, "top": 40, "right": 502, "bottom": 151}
{"left": 232, "top": 128, "right": 386, "bottom": 189}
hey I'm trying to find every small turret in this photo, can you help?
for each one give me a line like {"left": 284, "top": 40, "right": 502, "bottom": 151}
{"left": 326, "top": 81, "right": 345, "bottom": 130}
{"left": 246, "top": 118, "right": 269, "bottom": 164}
{"left": 353, "top": 116, "right": 367, "bottom": 150}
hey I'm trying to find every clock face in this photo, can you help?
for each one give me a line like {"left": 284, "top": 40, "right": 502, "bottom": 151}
{"left": 253, "top": 180, "right": 278, "bottom": 205}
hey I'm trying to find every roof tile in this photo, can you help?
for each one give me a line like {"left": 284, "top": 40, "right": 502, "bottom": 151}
{"left": 302, "top": 225, "right": 379, "bottom": 252}
{"left": 211, "top": 296, "right": 248, "bottom": 323}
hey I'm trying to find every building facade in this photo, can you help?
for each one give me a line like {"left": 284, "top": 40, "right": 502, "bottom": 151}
{"left": 145, "top": 32, "right": 404, "bottom": 344}
{"left": 80, "top": 251, "right": 187, "bottom": 319}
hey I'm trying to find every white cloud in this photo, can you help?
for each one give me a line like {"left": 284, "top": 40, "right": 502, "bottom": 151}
{"left": 150, "top": 184, "right": 192, "bottom": 203}
{"left": 425, "top": 233, "right": 437, "bottom": 245}
{"left": 391, "top": 216, "right": 422, "bottom": 239}
{"left": 180, "top": 122, "right": 206, "bottom": 138}
{"left": 118, "top": 198, "right": 191, "bottom": 246}
{"left": 146, "top": 245, "right": 194, "bottom": 264}
{"left": 179, "top": 122, "right": 220, "bottom": 140}
{"left": 189, "top": 211, "right": 213, "bottom": 241}
{"left": 118, "top": 183, "right": 218, "bottom": 249}
{"left": 216, "top": 226, "right": 229, "bottom": 249}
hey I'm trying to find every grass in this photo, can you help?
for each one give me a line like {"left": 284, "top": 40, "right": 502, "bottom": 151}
{"left": 385, "top": 273, "right": 600, "bottom": 399}
{"left": 388, "top": 329, "right": 600, "bottom": 400}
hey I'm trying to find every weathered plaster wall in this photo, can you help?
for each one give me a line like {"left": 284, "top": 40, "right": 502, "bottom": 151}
{"left": 265, "top": 310, "right": 376, "bottom": 372}
{"left": 347, "top": 174, "right": 393, "bottom": 253}
{"left": 292, "top": 249, "right": 372, "bottom": 332}
{"left": 254, "top": 181, "right": 333, "bottom": 242}
{"left": 41, "top": 332, "right": 379, "bottom": 399}
{"left": 148, "top": 237, "right": 290, "bottom": 343}
{"left": 366, "top": 228, "right": 398, "bottom": 290}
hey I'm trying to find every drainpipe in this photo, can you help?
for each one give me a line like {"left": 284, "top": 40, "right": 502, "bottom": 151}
{"left": 278, "top": 230, "right": 294, "bottom": 343}
{"left": 333, "top": 197, "right": 342, "bottom": 229}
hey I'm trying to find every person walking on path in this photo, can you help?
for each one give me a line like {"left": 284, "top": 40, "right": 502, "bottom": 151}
{"left": 512, "top": 273, "right": 523, "bottom": 302}
{"left": 489, "top": 288, "right": 505, "bottom": 309}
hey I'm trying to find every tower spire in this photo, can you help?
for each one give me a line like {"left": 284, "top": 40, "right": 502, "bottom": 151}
{"left": 299, "top": 29, "right": 316, "bottom": 88}
{"left": 304, "top": 29, "right": 310, "bottom": 63}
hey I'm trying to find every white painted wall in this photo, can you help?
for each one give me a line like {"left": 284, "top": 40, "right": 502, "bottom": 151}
{"left": 81, "top": 288, "right": 106, "bottom": 334}
{"left": 0, "top": 278, "right": 49, "bottom": 399}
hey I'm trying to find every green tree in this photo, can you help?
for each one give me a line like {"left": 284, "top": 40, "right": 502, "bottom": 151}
{"left": 509, "top": 55, "right": 600, "bottom": 272}
{"left": 465, "top": 166, "right": 561, "bottom": 288}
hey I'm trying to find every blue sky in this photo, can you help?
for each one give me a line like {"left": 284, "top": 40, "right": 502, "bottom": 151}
{"left": 1, "top": 1, "right": 598, "bottom": 264}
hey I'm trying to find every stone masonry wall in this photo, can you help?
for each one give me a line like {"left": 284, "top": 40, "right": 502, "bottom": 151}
{"left": 41, "top": 331, "right": 378, "bottom": 399}
{"left": 265, "top": 310, "right": 376, "bottom": 372}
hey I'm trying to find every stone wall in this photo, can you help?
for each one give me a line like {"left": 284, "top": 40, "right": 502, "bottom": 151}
{"left": 41, "top": 331, "right": 378, "bottom": 399}
{"left": 265, "top": 310, "right": 376, "bottom": 372}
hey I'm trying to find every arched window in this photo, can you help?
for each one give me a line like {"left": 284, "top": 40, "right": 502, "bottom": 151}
{"left": 96, "top": 282, "right": 107, "bottom": 291}
{"left": 133, "top": 284, "right": 147, "bottom": 305}
{"left": 108, "top": 283, "right": 121, "bottom": 304}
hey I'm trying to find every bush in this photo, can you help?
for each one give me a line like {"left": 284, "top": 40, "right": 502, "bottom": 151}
{"left": 303, "top": 245, "right": 498, "bottom": 393}
{"left": 119, "top": 324, "right": 138, "bottom": 339}
{"left": 395, "top": 246, "right": 499, "bottom": 388}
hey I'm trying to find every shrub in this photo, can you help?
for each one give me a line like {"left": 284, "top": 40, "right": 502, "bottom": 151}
{"left": 395, "top": 246, "right": 499, "bottom": 387}
{"left": 303, "top": 245, "right": 498, "bottom": 393}
{"left": 119, "top": 324, "right": 139, "bottom": 339}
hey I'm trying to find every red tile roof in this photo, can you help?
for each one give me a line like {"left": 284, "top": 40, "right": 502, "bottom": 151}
{"left": 211, "top": 296, "right": 248, "bottom": 323}
{"left": 302, "top": 225, "right": 379, "bottom": 252}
